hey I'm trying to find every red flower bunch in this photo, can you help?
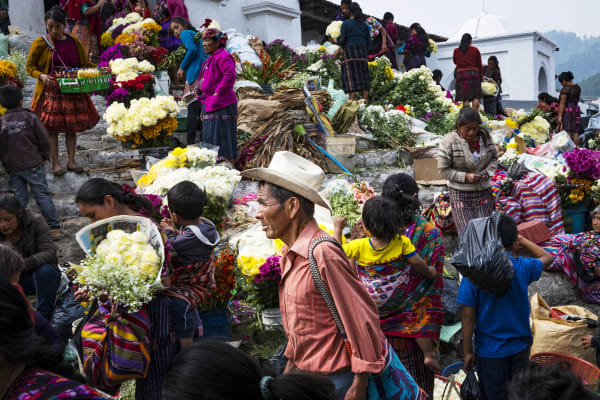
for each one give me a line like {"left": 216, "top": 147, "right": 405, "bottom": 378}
{"left": 207, "top": 249, "right": 236, "bottom": 308}
{"left": 118, "top": 74, "right": 154, "bottom": 90}
{"left": 150, "top": 47, "right": 168, "bottom": 65}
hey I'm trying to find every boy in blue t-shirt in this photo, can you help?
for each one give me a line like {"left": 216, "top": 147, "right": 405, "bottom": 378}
{"left": 457, "top": 214, "right": 553, "bottom": 400}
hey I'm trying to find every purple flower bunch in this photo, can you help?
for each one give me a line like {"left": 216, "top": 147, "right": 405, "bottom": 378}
{"left": 254, "top": 255, "right": 282, "bottom": 284}
{"left": 321, "top": 53, "right": 337, "bottom": 61}
{"left": 292, "top": 53, "right": 308, "bottom": 64}
{"left": 144, "top": 193, "right": 163, "bottom": 211}
{"left": 100, "top": 44, "right": 129, "bottom": 67}
{"left": 106, "top": 87, "right": 130, "bottom": 106}
{"left": 160, "top": 204, "right": 170, "bottom": 219}
{"left": 564, "top": 148, "right": 600, "bottom": 179}
{"left": 105, "top": 10, "right": 128, "bottom": 30}
{"left": 112, "top": 22, "right": 132, "bottom": 39}
{"left": 266, "top": 39, "right": 293, "bottom": 53}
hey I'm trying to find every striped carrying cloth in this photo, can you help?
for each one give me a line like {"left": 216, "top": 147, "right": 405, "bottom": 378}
{"left": 81, "top": 301, "right": 151, "bottom": 389}
{"left": 492, "top": 170, "right": 565, "bottom": 235}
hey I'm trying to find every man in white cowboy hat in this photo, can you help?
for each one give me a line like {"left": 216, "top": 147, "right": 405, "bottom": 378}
{"left": 242, "top": 151, "right": 386, "bottom": 400}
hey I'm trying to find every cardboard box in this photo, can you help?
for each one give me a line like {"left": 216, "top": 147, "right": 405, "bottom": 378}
{"left": 414, "top": 158, "right": 446, "bottom": 185}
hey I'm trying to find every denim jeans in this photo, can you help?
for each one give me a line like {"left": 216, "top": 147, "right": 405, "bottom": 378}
{"left": 168, "top": 297, "right": 201, "bottom": 339}
{"left": 187, "top": 101, "right": 201, "bottom": 145}
{"left": 9, "top": 164, "right": 61, "bottom": 229}
{"left": 19, "top": 263, "right": 61, "bottom": 320}
{"left": 477, "top": 347, "right": 530, "bottom": 400}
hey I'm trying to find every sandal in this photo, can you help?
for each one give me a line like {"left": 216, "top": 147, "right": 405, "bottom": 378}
{"left": 53, "top": 168, "right": 66, "bottom": 177}
{"left": 67, "top": 166, "right": 85, "bottom": 173}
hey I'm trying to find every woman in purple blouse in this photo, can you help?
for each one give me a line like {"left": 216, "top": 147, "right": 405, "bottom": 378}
{"left": 403, "top": 23, "right": 429, "bottom": 71}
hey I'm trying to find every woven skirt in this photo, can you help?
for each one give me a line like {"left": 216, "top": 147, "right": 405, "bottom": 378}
{"left": 201, "top": 102, "right": 238, "bottom": 159}
{"left": 387, "top": 336, "right": 434, "bottom": 399}
{"left": 562, "top": 103, "right": 581, "bottom": 132}
{"left": 455, "top": 70, "right": 482, "bottom": 102}
{"left": 448, "top": 187, "right": 495, "bottom": 235}
{"left": 341, "top": 45, "right": 370, "bottom": 94}
{"left": 35, "top": 83, "right": 99, "bottom": 134}
{"left": 69, "top": 23, "right": 98, "bottom": 61}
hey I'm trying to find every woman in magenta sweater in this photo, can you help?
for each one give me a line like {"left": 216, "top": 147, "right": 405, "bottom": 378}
{"left": 200, "top": 28, "right": 237, "bottom": 163}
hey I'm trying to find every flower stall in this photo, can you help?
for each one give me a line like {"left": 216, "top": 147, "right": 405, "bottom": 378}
{"left": 135, "top": 146, "right": 241, "bottom": 230}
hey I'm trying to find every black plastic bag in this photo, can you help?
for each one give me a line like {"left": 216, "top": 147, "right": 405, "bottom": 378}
{"left": 460, "top": 369, "right": 481, "bottom": 400}
{"left": 50, "top": 286, "right": 85, "bottom": 340}
{"left": 450, "top": 213, "right": 514, "bottom": 296}
{"left": 442, "top": 277, "right": 461, "bottom": 324}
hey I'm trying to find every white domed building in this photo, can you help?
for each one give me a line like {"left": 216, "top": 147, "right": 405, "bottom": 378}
{"left": 428, "top": 11, "right": 558, "bottom": 102}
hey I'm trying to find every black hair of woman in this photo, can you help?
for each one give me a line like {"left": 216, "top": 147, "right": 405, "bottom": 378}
{"left": 163, "top": 341, "right": 336, "bottom": 400}
{"left": 0, "top": 244, "right": 26, "bottom": 281}
{"left": 75, "top": 178, "right": 156, "bottom": 218}
{"left": 0, "top": 190, "right": 24, "bottom": 220}
{"left": 410, "top": 22, "right": 428, "bottom": 44}
{"left": 456, "top": 107, "right": 489, "bottom": 144}
{"left": 341, "top": 0, "right": 352, "bottom": 5}
{"left": 383, "top": 12, "right": 394, "bottom": 22}
{"left": 456, "top": 106, "right": 482, "bottom": 127}
{"left": 0, "top": 275, "right": 65, "bottom": 373}
{"left": 170, "top": 16, "right": 196, "bottom": 32}
{"left": 459, "top": 33, "right": 472, "bottom": 54}
{"left": 381, "top": 174, "right": 421, "bottom": 226}
{"left": 488, "top": 55, "right": 499, "bottom": 67}
{"left": 538, "top": 92, "right": 559, "bottom": 104}
{"left": 508, "top": 361, "right": 598, "bottom": 400}
{"left": 558, "top": 71, "right": 574, "bottom": 83}
{"left": 362, "top": 196, "right": 404, "bottom": 242}
{"left": 349, "top": 2, "right": 365, "bottom": 22}
{"left": 45, "top": 5, "right": 66, "bottom": 25}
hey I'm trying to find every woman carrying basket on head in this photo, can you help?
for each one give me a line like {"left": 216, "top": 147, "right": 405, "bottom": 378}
{"left": 26, "top": 7, "right": 99, "bottom": 177}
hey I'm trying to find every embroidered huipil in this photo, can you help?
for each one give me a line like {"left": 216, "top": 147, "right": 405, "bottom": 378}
{"left": 279, "top": 220, "right": 385, "bottom": 375}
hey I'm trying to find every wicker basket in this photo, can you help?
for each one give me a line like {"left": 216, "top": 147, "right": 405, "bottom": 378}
{"left": 58, "top": 75, "right": 111, "bottom": 93}
{"left": 530, "top": 352, "right": 600, "bottom": 389}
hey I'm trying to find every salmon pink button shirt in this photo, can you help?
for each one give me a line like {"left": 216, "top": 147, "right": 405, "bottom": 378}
{"left": 279, "top": 220, "right": 386, "bottom": 375}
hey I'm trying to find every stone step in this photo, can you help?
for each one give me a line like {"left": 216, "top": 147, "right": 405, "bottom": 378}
{"left": 353, "top": 150, "right": 400, "bottom": 170}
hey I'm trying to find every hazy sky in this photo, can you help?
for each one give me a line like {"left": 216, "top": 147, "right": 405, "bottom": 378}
{"left": 361, "top": 0, "right": 600, "bottom": 38}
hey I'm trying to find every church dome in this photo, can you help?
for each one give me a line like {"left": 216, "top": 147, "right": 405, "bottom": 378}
{"left": 448, "top": 12, "right": 516, "bottom": 42}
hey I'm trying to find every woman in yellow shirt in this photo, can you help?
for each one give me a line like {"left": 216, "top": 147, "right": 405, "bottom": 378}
{"left": 334, "top": 195, "right": 441, "bottom": 374}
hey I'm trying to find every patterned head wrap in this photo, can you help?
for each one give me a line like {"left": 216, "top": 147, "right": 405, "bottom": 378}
{"left": 202, "top": 28, "right": 228, "bottom": 47}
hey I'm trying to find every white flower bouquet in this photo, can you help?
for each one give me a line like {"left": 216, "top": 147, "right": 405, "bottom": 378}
{"left": 104, "top": 95, "right": 179, "bottom": 146}
{"left": 520, "top": 116, "right": 550, "bottom": 144}
{"left": 326, "top": 21, "right": 343, "bottom": 41}
{"left": 107, "top": 12, "right": 143, "bottom": 33}
{"left": 110, "top": 57, "right": 155, "bottom": 82}
{"left": 73, "top": 216, "right": 164, "bottom": 311}
{"left": 481, "top": 81, "right": 498, "bottom": 96}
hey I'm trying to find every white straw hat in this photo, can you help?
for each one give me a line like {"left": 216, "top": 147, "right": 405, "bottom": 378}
{"left": 241, "top": 151, "right": 331, "bottom": 213}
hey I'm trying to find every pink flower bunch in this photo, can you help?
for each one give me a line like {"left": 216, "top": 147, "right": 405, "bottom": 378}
{"left": 352, "top": 181, "right": 375, "bottom": 210}
{"left": 254, "top": 255, "right": 282, "bottom": 284}
{"left": 233, "top": 193, "right": 258, "bottom": 205}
